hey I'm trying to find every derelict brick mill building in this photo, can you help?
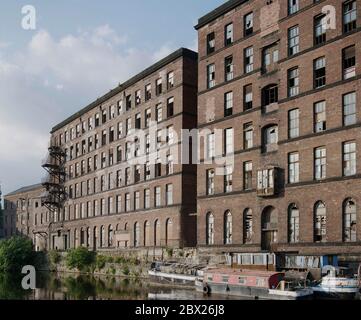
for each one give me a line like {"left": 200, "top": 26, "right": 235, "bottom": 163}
{"left": 40, "top": 48, "right": 198, "bottom": 251}
{"left": 2, "top": 0, "right": 361, "bottom": 267}
{"left": 196, "top": 0, "right": 361, "bottom": 262}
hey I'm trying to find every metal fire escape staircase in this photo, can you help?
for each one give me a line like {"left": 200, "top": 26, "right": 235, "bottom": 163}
{"left": 41, "top": 145, "right": 67, "bottom": 229}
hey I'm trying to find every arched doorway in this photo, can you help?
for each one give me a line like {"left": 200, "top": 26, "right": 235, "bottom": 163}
{"left": 261, "top": 206, "right": 278, "bottom": 251}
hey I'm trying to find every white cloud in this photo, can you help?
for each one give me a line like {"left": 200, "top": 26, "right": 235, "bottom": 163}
{"left": 0, "top": 25, "right": 178, "bottom": 194}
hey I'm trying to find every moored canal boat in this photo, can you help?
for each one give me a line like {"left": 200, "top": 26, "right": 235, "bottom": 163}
{"left": 311, "top": 265, "right": 361, "bottom": 299}
{"left": 196, "top": 268, "right": 313, "bottom": 300}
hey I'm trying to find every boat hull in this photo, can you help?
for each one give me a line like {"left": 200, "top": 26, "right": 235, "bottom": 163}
{"left": 196, "top": 282, "right": 313, "bottom": 300}
{"left": 148, "top": 270, "right": 196, "bottom": 286}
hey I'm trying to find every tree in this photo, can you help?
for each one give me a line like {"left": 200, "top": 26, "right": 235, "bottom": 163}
{"left": 66, "top": 247, "right": 96, "bottom": 272}
{"left": 0, "top": 236, "right": 34, "bottom": 273}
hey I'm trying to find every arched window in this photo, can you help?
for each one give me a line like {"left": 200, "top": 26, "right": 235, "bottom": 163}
{"left": 154, "top": 220, "right": 161, "bottom": 246}
{"left": 74, "top": 229, "right": 78, "bottom": 248}
{"left": 108, "top": 225, "right": 113, "bottom": 247}
{"left": 314, "top": 201, "right": 326, "bottom": 242}
{"left": 343, "top": 199, "right": 357, "bottom": 242}
{"left": 288, "top": 204, "right": 299, "bottom": 243}
{"left": 93, "top": 227, "right": 98, "bottom": 250}
{"left": 224, "top": 211, "right": 233, "bottom": 245}
{"left": 165, "top": 219, "right": 173, "bottom": 246}
{"left": 134, "top": 222, "right": 140, "bottom": 247}
{"left": 86, "top": 227, "right": 90, "bottom": 247}
{"left": 144, "top": 221, "right": 150, "bottom": 246}
{"left": 243, "top": 209, "right": 253, "bottom": 244}
{"left": 80, "top": 228, "right": 85, "bottom": 246}
{"left": 100, "top": 226, "right": 105, "bottom": 247}
{"left": 206, "top": 213, "right": 215, "bottom": 245}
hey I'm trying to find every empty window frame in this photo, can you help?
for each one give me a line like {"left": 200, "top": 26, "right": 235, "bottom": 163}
{"left": 224, "top": 91, "right": 233, "bottom": 117}
{"left": 243, "top": 84, "right": 253, "bottom": 110}
{"left": 244, "top": 12, "right": 253, "bottom": 36}
{"left": 314, "top": 101, "right": 326, "bottom": 133}
{"left": 207, "top": 32, "right": 215, "bottom": 54}
{"left": 288, "top": 67, "right": 299, "bottom": 97}
{"left": 225, "top": 56, "right": 234, "bottom": 81}
{"left": 244, "top": 47, "right": 254, "bottom": 73}
{"left": 225, "top": 23, "right": 233, "bottom": 46}
{"left": 343, "top": 45, "right": 356, "bottom": 80}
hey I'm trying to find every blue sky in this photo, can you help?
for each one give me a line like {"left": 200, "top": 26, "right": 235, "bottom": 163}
{"left": 0, "top": 0, "right": 226, "bottom": 195}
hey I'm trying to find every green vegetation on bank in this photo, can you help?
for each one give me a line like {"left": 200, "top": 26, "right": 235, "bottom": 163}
{"left": 0, "top": 236, "right": 34, "bottom": 273}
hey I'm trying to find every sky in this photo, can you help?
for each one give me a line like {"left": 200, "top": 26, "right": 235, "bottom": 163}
{"left": 0, "top": 0, "right": 226, "bottom": 195}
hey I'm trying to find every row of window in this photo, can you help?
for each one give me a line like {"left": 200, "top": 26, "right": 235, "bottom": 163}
{"left": 63, "top": 99, "right": 175, "bottom": 164}
{"left": 52, "top": 184, "right": 174, "bottom": 224}
{"left": 208, "top": 42, "right": 356, "bottom": 96}
{"left": 72, "top": 218, "right": 174, "bottom": 249}
{"left": 206, "top": 91, "right": 357, "bottom": 161}
{"left": 66, "top": 154, "right": 174, "bottom": 198}
{"left": 206, "top": 141, "right": 357, "bottom": 196}
{"left": 206, "top": 198, "right": 357, "bottom": 246}
{"left": 56, "top": 76, "right": 175, "bottom": 147}
{"left": 205, "top": 0, "right": 356, "bottom": 56}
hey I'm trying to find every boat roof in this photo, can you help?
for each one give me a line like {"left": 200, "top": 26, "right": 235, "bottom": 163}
{"left": 205, "top": 268, "right": 283, "bottom": 277}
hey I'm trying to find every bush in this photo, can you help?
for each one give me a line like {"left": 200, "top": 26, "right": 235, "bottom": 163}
{"left": 122, "top": 265, "right": 130, "bottom": 276}
{"left": 49, "top": 250, "right": 61, "bottom": 265}
{"left": 166, "top": 247, "right": 174, "bottom": 258}
{"left": 66, "top": 247, "right": 95, "bottom": 272}
{"left": 96, "top": 255, "right": 107, "bottom": 270}
{"left": 0, "top": 237, "right": 34, "bottom": 273}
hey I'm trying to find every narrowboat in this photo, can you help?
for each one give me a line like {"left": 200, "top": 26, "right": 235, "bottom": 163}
{"left": 312, "top": 265, "right": 361, "bottom": 299}
{"left": 148, "top": 262, "right": 205, "bottom": 286}
{"left": 196, "top": 268, "right": 313, "bottom": 300}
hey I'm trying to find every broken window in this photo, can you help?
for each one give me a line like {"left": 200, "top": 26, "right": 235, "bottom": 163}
{"left": 343, "top": 199, "right": 357, "bottom": 242}
{"left": 206, "top": 213, "right": 215, "bottom": 245}
{"left": 243, "top": 209, "right": 253, "bottom": 244}
{"left": 343, "top": 45, "right": 356, "bottom": 80}
{"left": 314, "top": 101, "right": 326, "bottom": 133}
{"left": 343, "top": 141, "right": 356, "bottom": 177}
{"left": 206, "top": 32, "right": 215, "bottom": 54}
{"left": 207, "top": 63, "right": 216, "bottom": 89}
{"left": 224, "top": 23, "right": 233, "bottom": 46}
{"left": 314, "top": 56, "right": 326, "bottom": 88}
{"left": 224, "top": 91, "right": 233, "bottom": 117}
{"left": 314, "top": 201, "right": 326, "bottom": 242}
{"left": 244, "top": 46, "right": 253, "bottom": 73}
{"left": 224, "top": 211, "right": 233, "bottom": 245}
{"left": 206, "top": 169, "right": 215, "bottom": 195}
{"left": 224, "top": 56, "right": 234, "bottom": 82}
{"left": 244, "top": 12, "right": 253, "bottom": 36}
{"left": 288, "top": 204, "right": 299, "bottom": 243}
{"left": 343, "top": 0, "right": 357, "bottom": 33}
{"left": 243, "top": 161, "right": 253, "bottom": 190}
{"left": 314, "top": 14, "right": 327, "bottom": 45}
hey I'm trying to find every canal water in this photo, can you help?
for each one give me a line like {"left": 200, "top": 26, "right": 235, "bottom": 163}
{"left": 0, "top": 272, "right": 245, "bottom": 300}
